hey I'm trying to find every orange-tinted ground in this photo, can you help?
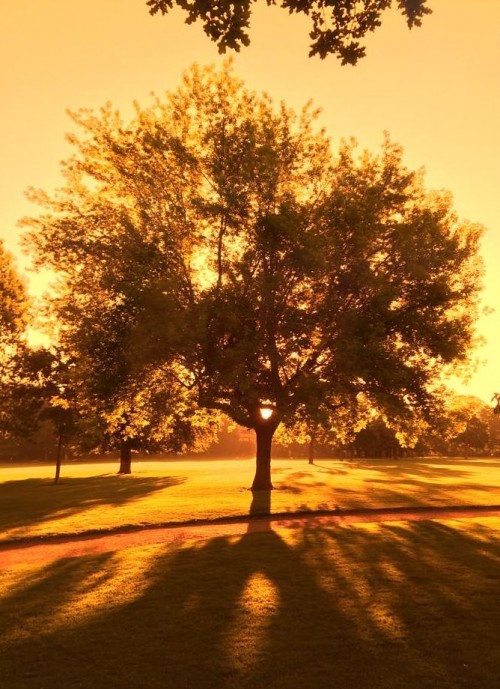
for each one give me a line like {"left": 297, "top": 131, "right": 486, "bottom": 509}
{"left": 2, "top": 503, "right": 499, "bottom": 568}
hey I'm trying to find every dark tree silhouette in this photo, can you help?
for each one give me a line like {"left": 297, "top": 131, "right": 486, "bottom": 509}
{"left": 23, "top": 64, "right": 483, "bottom": 490}
{"left": 147, "top": 0, "right": 432, "bottom": 62}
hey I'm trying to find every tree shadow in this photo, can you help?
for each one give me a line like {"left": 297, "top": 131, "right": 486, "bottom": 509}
{"left": 248, "top": 490, "right": 271, "bottom": 517}
{"left": 0, "top": 475, "right": 186, "bottom": 537}
{"left": 247, "top": 490, "right": 272, "bottom": 533}
{"left": 312, "top": 462, "right": 349, "bottom": 474}
{"left": 354, "top": 457, "right": 489, "bottom": 481}
{"left": 276, "top": 457, "right": 500, "bottom": 512}
{"left": 1, "top": 500, "right": 500, "bottom": 688}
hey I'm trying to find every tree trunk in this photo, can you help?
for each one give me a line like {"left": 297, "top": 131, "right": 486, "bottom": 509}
{"left": 308, "top": 433, "right": 315, "bottom": 465}
{"left": 251, "top": 423, "right": 275, "bottom": 491}
{"left": 118, "top": 442, "right": 132, "bottom": 474}
{"left": 54, "top": 428, "right": 64, "bottom": 484}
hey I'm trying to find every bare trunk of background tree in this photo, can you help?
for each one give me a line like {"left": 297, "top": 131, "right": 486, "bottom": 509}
{"left": 118, "top": 441, "right": 132, "bottom": 474}
{"left": 308, "top": 432, "right": 316, "bottom": 465}
{"left": 54, "top": 427, "right": 64, "bottom": 484}
{"left": 251, "top": 424, "right": 275, "bottom": 491}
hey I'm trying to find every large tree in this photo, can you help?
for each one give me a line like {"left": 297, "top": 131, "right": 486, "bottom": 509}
{"left": 23, "top": 63, "right": 483, "bottom": 489}
{"left": 22, "top": 118, "right": 220, "bottom": 474}
{"left": 147, "top": 0, "right": 432, "bottom": 62}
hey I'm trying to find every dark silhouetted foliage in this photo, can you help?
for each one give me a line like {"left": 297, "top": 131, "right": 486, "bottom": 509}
{"left": 147, "top": 0, "right": 432, "bottom": 62}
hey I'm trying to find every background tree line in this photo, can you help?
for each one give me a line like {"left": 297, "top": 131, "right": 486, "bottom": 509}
{"left": 2, "top": 391, "right": 498, "bottom": 463}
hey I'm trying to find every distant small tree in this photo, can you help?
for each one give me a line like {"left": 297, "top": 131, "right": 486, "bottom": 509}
{"left": 485, "top": 400, "right": 500, "bottom": 455}
{"left": 492, "top": 392, "right": 500, "bottom": 415}
{"left": 0, "top": 349, "right": 45, "bottom": 443}
{"left": 352, "top": 417, "right": 403, "bottom": 457}
{"left": 274, "top": 394, "right": 372, "bottom": 462}
{"left": 452, "top": 414, "right": 489, "bottom": 456}
{"left": 147, "top": 0, "right": 432, "bottom": 62}
{"left": 0, "top": 345, "right": 80, "bottom": 480}
{"left": 33, "top": 349, "right": 80, "bottom": 484}
{"left": 410, "top": 394, "right": 492, "bottom": 457}
{"left": 97, "top": 366, "right": 221, "bottom": 473}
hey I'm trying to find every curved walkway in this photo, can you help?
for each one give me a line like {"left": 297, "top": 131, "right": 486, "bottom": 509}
{"left": 1, "top": 503, "right": 500, "bottom": 569}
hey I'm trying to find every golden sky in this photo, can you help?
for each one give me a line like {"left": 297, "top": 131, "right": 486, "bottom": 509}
{"left": 1, "top": 0, "right": 499, "bottom": 401}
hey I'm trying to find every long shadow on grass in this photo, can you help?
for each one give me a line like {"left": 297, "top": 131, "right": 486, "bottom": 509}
{"left": 0, "top": 475, "right": 185, "bottom": 537}
{"left": 281, "top": 457, "right": 500, "bottom": 512}
{"left": 355, "top": 457, "right": 500, "bottom": 486}
{"left": 2, "top": 504, "right": 500, "bottom": 688}
{"left": 357, "top": 458, "right": 477, "bottom": 480}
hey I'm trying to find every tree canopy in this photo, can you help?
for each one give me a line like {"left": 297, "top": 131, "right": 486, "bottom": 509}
{"left": 0, "top": 242, "right": 37, "bottom": 440}
{"left": 146, "top": 0, "right": 432, "bottom": 62}
{"left": 23, "top": 63, "right": 483, "bottom": 489}
{"left": 0, "top": 240, "right": 27, "bottom": 352}
{"left": 22, "top": 102, "right": 221, "bottom": 473}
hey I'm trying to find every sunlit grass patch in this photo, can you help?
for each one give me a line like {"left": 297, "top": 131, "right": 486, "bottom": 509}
{"left": 0, "top": 543, "right": 167, "bottom": 643}
{"left": 224, "top": 571, "right": 281, "bottom": 676}
{"left": 1, "top": 456, "right": 500, "bottom": 542}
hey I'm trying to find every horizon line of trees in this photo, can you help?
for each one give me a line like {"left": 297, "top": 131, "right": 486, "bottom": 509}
{"left": 1, "top": 384, "right": 498, "bottom": 464}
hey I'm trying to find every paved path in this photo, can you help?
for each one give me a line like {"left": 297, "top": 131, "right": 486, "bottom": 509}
{"left": 1, "top": 504, "right": 500, "bottom": 569}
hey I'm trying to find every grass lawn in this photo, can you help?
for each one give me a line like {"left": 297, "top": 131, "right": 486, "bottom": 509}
{"left": 1, "top": 514, "right": 500, "bottom": 688}
{"left": 1, "top": 456, "right": 500, "bottom": 543}
{"left": 2, "top": 458, "right": 500, "bottom": 688}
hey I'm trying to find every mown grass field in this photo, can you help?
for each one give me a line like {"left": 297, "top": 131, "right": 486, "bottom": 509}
{"left": 1, "top": 514, "right": 500, "bottom": 688}
{"left": 2, "top": 457, "right": 500, "bottom": 689}
{"left": 1, "top": 456, "right": 500, "bottom": 543}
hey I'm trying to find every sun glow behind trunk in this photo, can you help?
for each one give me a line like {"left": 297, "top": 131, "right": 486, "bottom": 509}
{"left": 260, "top": 407, "right": 274, "bottom": 420}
